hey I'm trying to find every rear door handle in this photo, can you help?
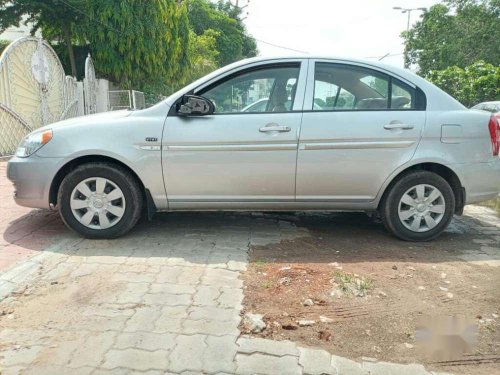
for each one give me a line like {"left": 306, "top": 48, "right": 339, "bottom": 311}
{"left": 384, "top": 123, "right": 414, "bottom": 130}
{"left": 259, "top": 123, "right": 291, "bottom": 132}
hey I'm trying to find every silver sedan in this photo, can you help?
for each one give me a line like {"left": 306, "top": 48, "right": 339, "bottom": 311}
{"left": 7, "top": 56, "right": 500, "bottom": 241}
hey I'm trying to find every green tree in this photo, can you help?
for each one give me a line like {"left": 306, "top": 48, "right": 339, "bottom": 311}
{"left": 0, "top": 0, "right": 85, "bottom": 76}
{"left": 186, "top": 28, "right": 220, "bottom": 83}
{"left": 187, "top": 0, "right": 257, "bottom": 66}
{"left": 0, "top": 39, "right": 10, "bottom": 54}
{"left": 403, "top": 0, "right": 500, "bottom": 75}
{"left": 427, "top": 61, "right": 500, "bottom": 106}
{"left": 83, "top": 0, "right": 190, "bottom": 90}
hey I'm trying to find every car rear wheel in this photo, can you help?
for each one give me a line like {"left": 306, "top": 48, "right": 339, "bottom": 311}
{"left": 380, "top": 171, "right": 455, "bottom": 241}
{"left": 58, "top": 163, "right": 143, "bottom": 239}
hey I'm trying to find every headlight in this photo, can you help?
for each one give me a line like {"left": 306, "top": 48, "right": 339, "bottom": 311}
{"left": 15, "top": 129, "right": 53, "bottom": 158}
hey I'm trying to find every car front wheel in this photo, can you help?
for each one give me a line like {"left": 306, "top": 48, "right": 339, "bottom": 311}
{"left": 380, "top": 171, "right": 455, "bottom": 241}
{"left": 58, "top": 162, "right": 143, "bottom": 239}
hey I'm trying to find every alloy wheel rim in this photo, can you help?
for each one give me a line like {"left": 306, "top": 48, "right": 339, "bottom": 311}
{"left": 70, "top": 177, "right": 126, "bottom": 230}
{"left": 398, "top": 184, "right": 445, "bottom": 233}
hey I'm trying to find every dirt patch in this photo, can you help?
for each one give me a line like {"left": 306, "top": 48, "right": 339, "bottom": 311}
{"left": 241, "top": 212, "right": 500, "bottom": 374}
{"left": 0, "top": 265, "right": 125, "bottom": 336}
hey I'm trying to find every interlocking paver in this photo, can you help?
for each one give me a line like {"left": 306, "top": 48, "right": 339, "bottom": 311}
{"left": 183, "top": 317, "right": 240, "bottom": 336}
{"left": 188, "top": 305, "right": 240, "bottom": 322}
{"left": 168, "top": 334, "right": 207, "bottom": 373}
{"left": 150, "top": 282, "right": 196, "bottom": 295}
{"left": 115, "top": 332, "right": 177, "bottom": 351}
{"left": 68, "top": 332, "right": 115, "bottom": 368}
{"left": 114, "top": 282, "right": 149, "bottom": 304}
{"left": 235, "top": 353, "right": 301, "bottom": 375}
{"left": 143, "top": 292, "right": 192, "bottom": 306}
{"left": 124, "top": 305, "right": 162, "bottom": 332}
{"left": 33, "top": 331, "right": 89, "bottom": 367}
{"left": 68, "top": 314, "right": 128, "bottom": 332}
{"left": 237, "top": 336, "right": 299, "bottom": 357}
{"left": 24, "top": 365, "right": 95, "bottom": 375}
{"left": 156, "top": 265, "right": 184, "bottom": 284}
{"left": 154, "top": 305, "right": 189, "bottom": 333}
{"left": 111, "top": 272, "right": 157, "bottom": 283}
{"left": 299, "top": 347, "right": 337, "bottom": 375}
{"left": 203, "top": 334, "right": 238, "bottom": 373}
{"left": 102, "top": 348, "right": 169, "bottom": 371}
{"left": 0, "top": 346, "right": 43, "bottom": 367}
{"left": 193, "top": 285, "right": 220, "bottom": 306}
{"left": 331, "top": 355, "right": 368, "bottom": 375}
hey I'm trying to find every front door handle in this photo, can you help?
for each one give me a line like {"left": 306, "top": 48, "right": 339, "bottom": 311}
{"left": 384, "top": 123, "right": 414, "bottom": 130}
{"left": 259, "top": 123, "right": 291, "bottom": 132}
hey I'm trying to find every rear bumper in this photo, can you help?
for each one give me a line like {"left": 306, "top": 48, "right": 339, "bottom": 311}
{"left": 6, "top": 155, "right": 62, "bottom": 209}
{"left": 452, "top": 160, "right": 500, "bottom": 204}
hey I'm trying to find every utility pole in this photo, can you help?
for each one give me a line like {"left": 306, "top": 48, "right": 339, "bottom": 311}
{"left": 393, "top": 6, "right": 426, "bottom": 68}
{"left": 232, "top": 0, "right": 250, "bottom": 21}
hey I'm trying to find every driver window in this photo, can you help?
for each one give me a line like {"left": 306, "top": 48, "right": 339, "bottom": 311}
{"left": 199, "top": 65, "right": 300, "bottom": 114}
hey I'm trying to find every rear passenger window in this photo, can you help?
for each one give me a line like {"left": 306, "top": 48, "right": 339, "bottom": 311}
{"left": 391, "top": 81, "right": 414, "bottom": 109}
{"left": 312, "top": 62, "right": 423, "bottom": 111}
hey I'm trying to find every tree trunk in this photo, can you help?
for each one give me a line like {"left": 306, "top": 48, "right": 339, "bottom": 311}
{"left": 62, "top": 24, "right": 77, "bottom": 77}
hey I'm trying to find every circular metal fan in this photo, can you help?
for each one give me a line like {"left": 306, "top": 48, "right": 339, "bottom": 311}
{"left": 0, "top": 37, "right": 65, "bottom": 131}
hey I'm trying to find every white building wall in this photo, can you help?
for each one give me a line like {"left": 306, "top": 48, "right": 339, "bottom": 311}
{"left": 76, "top": 82, "right": 85, "bottom": 117}
{"left": 0, "top": 17, "right": 40, "bottom": 42}
{"left": 96, "top": 79, "right": 109, "bottom": 113}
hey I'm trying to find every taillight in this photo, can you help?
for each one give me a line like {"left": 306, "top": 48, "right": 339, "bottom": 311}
{"left": 488, "top": 115, "right": 500, "bottom": 156}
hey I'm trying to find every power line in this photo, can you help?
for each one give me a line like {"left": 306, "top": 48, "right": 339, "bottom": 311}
{"left": 59, "top": 0, "right": 308, "bottom": 56}
{"left": 254, "top": 38, "right": 309, "bottom": 54}
{"left": 365, "top": 52, "right": 404, "bottom": 59}
{"left": 56, "top": 0, "right": 122, "bottom": 34}
{"left": 56, "top": 1, "right": 402, "bottom": 64}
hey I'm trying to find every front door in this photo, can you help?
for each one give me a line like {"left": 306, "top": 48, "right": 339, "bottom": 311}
{"left": 296, "top": 61, "right": 426, "bottom": 202}
{"left": 162, "top": 61, "right": 307, "bottom": 207}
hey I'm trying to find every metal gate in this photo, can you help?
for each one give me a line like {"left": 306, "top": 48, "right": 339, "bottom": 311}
{"left": 83, "top": 54, "right": 97, "bottom": 115}
{"left": 108, "top": 90, "right": 146, "bottom": 111}
{"left": 0, "top": 37, "right": 77, "bottom": 156}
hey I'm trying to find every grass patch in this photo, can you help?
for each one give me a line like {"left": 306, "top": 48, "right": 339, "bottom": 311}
{"left": 254, "top": 259, "right": 267, "bottom": 268}
{"left": 334, "top": 271, "right": 374, "bottom": 296}
{"left": 260, "top": 281, "right": 271, "bottom": 289}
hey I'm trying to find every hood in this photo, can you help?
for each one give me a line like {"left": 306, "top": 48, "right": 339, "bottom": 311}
{"left": 36, "top": 110, "right": 133, "bottom": 133}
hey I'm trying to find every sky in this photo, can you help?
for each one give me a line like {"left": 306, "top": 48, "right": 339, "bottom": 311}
{"left": 242, "top": 0, "right": 441, "bottom": 68}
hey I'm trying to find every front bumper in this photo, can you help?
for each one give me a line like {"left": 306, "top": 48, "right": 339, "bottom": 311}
{"left": 6, "top": 155, "right": 63, "bottom": 209}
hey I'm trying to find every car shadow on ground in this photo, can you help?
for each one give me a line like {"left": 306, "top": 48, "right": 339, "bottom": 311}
{"left": 2, "top": 208, "right": 499, "bottom": 266}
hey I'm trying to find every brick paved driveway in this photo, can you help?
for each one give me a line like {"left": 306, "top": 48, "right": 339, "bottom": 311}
{"left": 1, "top": 161, "right": 496, "bottom": 374}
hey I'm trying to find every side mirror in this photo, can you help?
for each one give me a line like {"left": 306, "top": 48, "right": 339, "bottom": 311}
{"left": 177, "top": 95, "right": 215, "bottom": 116}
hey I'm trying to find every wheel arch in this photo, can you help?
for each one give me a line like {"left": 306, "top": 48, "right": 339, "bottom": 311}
{"left": 49, "top": 154, "right": 150, "bottom": 210}
{"left": 378, "top": 162, "right": 465, "bottom": 215}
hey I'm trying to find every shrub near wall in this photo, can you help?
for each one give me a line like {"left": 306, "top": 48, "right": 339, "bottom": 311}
{"left": 0, "top": 39, "right": 11, "bottom": 55}
{"left": 427, "top": 61, "right": 500, "bottom": 107}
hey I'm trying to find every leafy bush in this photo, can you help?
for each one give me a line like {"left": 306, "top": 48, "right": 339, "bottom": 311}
{"left": 427, "top": 61, "right": 500, "bottom": 107}
{"left": 0, "top": 39, "right": 11, "bottom": 55}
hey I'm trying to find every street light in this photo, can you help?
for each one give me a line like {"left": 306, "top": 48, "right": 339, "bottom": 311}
{"left": 393, "top": 6, "right": 427, "bottom": 32}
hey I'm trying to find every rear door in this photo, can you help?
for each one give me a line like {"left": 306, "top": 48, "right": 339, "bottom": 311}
{"left": 296, "top": 60, "right": 426, "bottom": 202}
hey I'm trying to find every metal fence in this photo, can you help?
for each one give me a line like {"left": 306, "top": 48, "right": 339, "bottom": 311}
{"left": 108, "top": 90, "right": 146, "bottom": 111}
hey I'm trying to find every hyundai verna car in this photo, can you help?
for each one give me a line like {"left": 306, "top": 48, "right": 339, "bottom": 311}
{"left": 7, "top": 57, "right": 500, "bottom": 241}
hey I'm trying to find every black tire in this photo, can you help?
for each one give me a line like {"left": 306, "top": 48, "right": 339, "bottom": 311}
{"left": 58, "top": 162, "right": 143, "bottom": 239}
{"left": 380, "top": 171, "right": 455, "bottom": 241}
